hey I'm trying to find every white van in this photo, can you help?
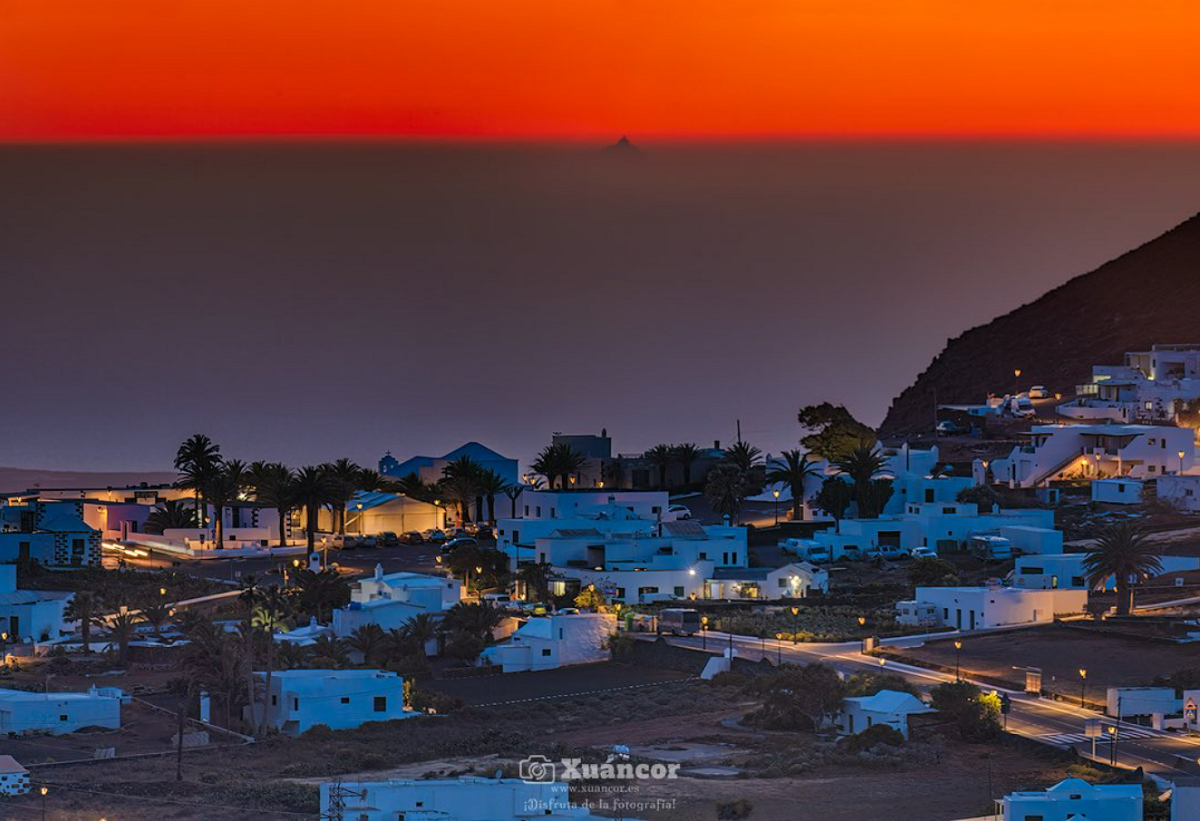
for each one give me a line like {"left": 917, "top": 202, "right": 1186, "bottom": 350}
{"left": 969, "top": 535, "right": 1013, "bottom": 561}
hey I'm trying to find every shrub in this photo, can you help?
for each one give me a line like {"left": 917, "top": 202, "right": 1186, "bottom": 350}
{"left": 716, "top": 798, "right": 754, "bottom": 819}
{"left": 844, "top": 672, "right": 918, "bottom": 698}
{"left": 845, "top": 723, "right": 905, "bottom": 753}
{"left": 604, "top": 632, "right": 636, "bottom": 660}
{"left": 930, "top": 681, "right": 1001, "bottom": 741}
{"left": 409, "top": 688, "right": 463, "bottom": 715}
{"left": 908, "top": 558, "right": 959, "bottom": 587}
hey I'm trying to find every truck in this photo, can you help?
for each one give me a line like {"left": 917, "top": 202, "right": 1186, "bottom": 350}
{"left": 969, "top": 534, "right": 1013, "bottom": 561}
{"left": 658, "top": 608, "right": 702, "bottom": 636}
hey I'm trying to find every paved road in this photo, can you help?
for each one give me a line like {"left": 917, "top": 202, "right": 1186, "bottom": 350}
{"left": 657, "top": 630, "right": 1200, "bottom": 782}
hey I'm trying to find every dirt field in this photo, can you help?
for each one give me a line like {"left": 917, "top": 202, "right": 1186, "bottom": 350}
{"left": 889, "top": 625, "right": 1200, "bottom": 696}
{"left": 4, "top": 672, "right": 1093, "bottom": 821}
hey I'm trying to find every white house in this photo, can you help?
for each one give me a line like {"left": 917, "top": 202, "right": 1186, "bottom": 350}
{"left": 788, "top": 502, "right": 1054, "bottom": 561}
{"left": 0, "top": 564, "right": 73, "bottom": 643}
{"left": 516, "top": 518, "right": 750, "bottom": 605}
{"left": 838, "top": 689, "right": 934, "bottom": 740}
{"left": 497, "top": 491, "right": 685, "bottom": 562}
{"left": 0, "top": 686, "right": 125, "bottom": 735}
{"left": 1157, "top": 474, "right": 1200, "bottom": 513}
{"left": 897, "top": 584, "right": 1087, "bottom": 631}
{"left": 480, "top": 613, "right": 614, "bottom": 673}
{"left": 999, "top": 778, "right": 1142, "bottom": 821}
{"left": 984, "top": 423, "right": 1195, "bottom": 489}
{"left": 246, "top": 669, "right": 414, "bottom": 735}
{"left": 1058, "top": 343, "right": 1200, "bottom": 425}
{"left": 0, "top": 755, "right": 29, "bottom": 796}
{"left": 333, "top": 568, "right": 461, "bottom": 644}
{"left": 319, "top": 776, "right": 638, "bottom": 821}
{"left": 0, "top": 500, "right": 102, "bottom": 567}
{"left": 1012, "top": 553, "right": 1093, "bottom": 590}
{"left": 705, "top": 562, "right": 829, "bottom": 600}
{"left": 1092, "top": 478, "right": 1146, "bottom": 504}
{"left": 999, "top": 526, "right": 1063, "bottom": 556}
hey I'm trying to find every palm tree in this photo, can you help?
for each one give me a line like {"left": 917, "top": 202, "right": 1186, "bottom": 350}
{"left": 705, "top": 463, "right": 749, "bottom": 523}
{"left": 64, "top": 591, "right": 99, "bottom": 652}
{"left": 834, "top": 447, "right": 890, "bottom": 518}
{"left": 174, "top": 434, "right": 222, "bottom": 528}
{"left": 671, "top": 443, "right": 703, "bottom": 487}
{"left": 323, "top": 458, "right": 363, "bottom": 536}
{"left": 531, "top": 445, "right": 558, "bottom": 489}
{"left": 517, "top": 561, "right": 555, "bottom": 602}
{"left": 531, "top": 443, "right": 587, "bottom": 489}
{"left": 441, "top": 456, "right": 484, "bottom": 525}
{"left": 106, "top": 607, "right": 142, "bottom": 667}
{"left": 645, "top": 444, "right": 674, "bottom": 490}
{"left": 503, "top": 483, "right": 526, "bottom": 518}
{"left": 308, "top": 634, "right": 349, "bottom": 668}
{"left": 204, "top": 459, "right": 248, "bottom": 548}
{"left": 247, "top": 462, "right": 295, "bottom": 548}
{"left": 293, "top": 568, "right": 351, "bottom": 621}
{"left": 443, "top": 601, "right": 503, "bottom": 641}
{"left": 476, "top": 469, "right": 509, "bottom": 524}
{"left": 765, "top": 450, "right": 823, "bottom": 521}
{"left": 399, "top": 613, "right": 439, "bottom": 656}
{"left": 143, "top": 499, "right": 197, "bottom": 535}
{"left": 139, "top": 596, "right": 173, "bottom": 636}
{"left": 393, "top": 472, "right": 436, "bottom": 503}
{"left": 555, "top": 444, "right": 588, "bottom": 489}
{"left": 180, "top": 617, "right": 247, "bottom": 728}
{"left": 723, "top": 440, "right": 763, "bottom": 473}
{"left": 291, "top": 465, "right": 339, "bottom": 552}
{"left": 1083, "top": 523, "right": 1163, "bottom": 615}
{"left": 345, "top": 623, "right": 387, "bottom": 665}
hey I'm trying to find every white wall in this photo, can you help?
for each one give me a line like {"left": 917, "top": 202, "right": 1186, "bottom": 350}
{"left": 252, "top": 671, "right": 410, "bottom": 735}
{"left": 0, "top": 688, "right": 122, "bottom": 735}
{"left": 319, "top": 778, "right": 590, "bottom": 821}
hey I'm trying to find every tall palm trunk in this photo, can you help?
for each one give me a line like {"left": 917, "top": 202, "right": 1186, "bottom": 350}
{"left": 306, "top": 502, "right": 317, "bottom": 551}
{"left": 215, "top": 504, "right": 225, "bottom": 548}
{"left": 278, "top": 507, "right": 288, "bottom": 548}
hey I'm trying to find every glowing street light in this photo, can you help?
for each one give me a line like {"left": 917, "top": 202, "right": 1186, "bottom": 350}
{"left": 772, "top": 488, "right": 781, "bottom": 525}
{"left": 701, "top": 615, "right": 709, "bottom": 650}
{"left": 791, "top": 606, "right": 800, "bottom": 645}
{"left": 1079, "top": 668, "right": 1088, "bottom": 707}
{"left": 1180, "top": 450, "right": 1187, "bottom": 474}
{"left": 954, "top": 639, "right": 963, "bottom": 680}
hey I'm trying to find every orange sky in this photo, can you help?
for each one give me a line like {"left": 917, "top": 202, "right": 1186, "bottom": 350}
{"left": 4, "top": 0, "right": 1200, "bottom": 141}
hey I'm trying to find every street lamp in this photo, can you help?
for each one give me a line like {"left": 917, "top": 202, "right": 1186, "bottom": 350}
{"left": 1079, "top": 668, "right": 1088, "bottom": 707}
{"left": 954, "top": 640, "right": 963, "bottom": 680}
{"left": 857, "top": 616, "right": 866, "bottom": 627}
{"left": 1013, "top": 369, "right": 1021, "bottom": 395}
{"left": 701, "top": 616, "right": 709, "bottom": 650}
{"left": 40, "top": 785, "right": 48, "bottom": 821}
{"left": 791, "top": 606, "right": 799, "bottom": 645}
{"left": 1180, "top": 450, "right": 1186, "bottom": 474}
{"left": 772, "top": 488, "right": 780, "bottom": 526}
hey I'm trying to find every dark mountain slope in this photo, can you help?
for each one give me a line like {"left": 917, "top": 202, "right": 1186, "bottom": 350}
{"left": 880, "top": 212, "right": 1200, "bottom": 438}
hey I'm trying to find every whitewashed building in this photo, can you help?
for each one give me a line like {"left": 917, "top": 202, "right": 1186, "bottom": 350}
{"left": 246, "top": 669, "right": 414, "bottom": 735}
{"left": 985, "top": 423, "right": 1195, "bottom": 489}
{"left": 319, "top": 491, "right": 445, "bottom": 537}
{"left": 1092, "top": 478, "right": 1146, "bottom": 504}
{"left": 897, "top": 584, "right": 1087, "bottom": 631}
{"left": 0, "top": 755, "right": 29, "bottom": 796}
{"left": 0, "top": 686, "right": 125, "bottom": 735}
{"left": 999, "top": 778, "right": 1142, "bottom": 821}
{"left": 319, "top": 776, "right": 636, "bottom": 821}
{"left": 1059, "top": 344, "right": 1200, "bottom": 424}
{"left": 838, "top": 689, "right": 934, "bottom": 740}
{"left": 480, "top": 613, "right": 614, "bottom": 673}
{"left": 0, "top": 564, "right": 72, "bottom": 643}
{"left": 1157, "top": 474, "right": 1200, "bottom": 513}
{"left": 333, "top": 568, "right": 461, "bottom": 643}
{"left": 705, "top": 562, "right": 829, "bottom": 600}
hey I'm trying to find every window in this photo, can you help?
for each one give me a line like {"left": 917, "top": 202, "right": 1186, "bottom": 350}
{"left": 652, "top": 506, "right": 661, "bottom": 514}
{"left": 1023, "top": 566, "right": 1043, "bottom": 575}
{"left": 674, "top": 586, "right": 685, "bottom": 597}
{"left": 942, "top": 507, "right": 955, "bottom": 514}
{"left": 373, "top": 696, "right": 387, "bottom": 712}
{"left": 341, "top": 697, "right": 350, "bottom": 704}
{"left": 271, "top": 695, "right": 278, "bottom": 706}
{"left": 924, "top": 489, "right": 935, "bottom": 502}
{"left": 1187, "top": 489, "right": 1195, "bottom": 498}
{"left": 536, "top": 507, "right": 542, "bottom": 517}
{"left": 292, "top": 697, "right": 299, "bottom": 711}
{"left": 60, "top": 714, "right": 68, "bottom": 722}
{"left": 778, "top": 578, "right": 787, "bottom": 588}
{"left": 699, "top": 552, "right": 708, "bottom": 560}
{"left": 542, "top": 648, "right": 552, "bottom": 656}
{"left": 1149, "top": 465, "right": 1157, "bottom": 474}
{"left": 1071, "top": 576, "right": 1085, "bottom": 587}
{"left": 524, "top": 505, "right": 529, "bottom": 516}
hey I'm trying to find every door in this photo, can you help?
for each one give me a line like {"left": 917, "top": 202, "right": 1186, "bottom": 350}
{"left": 969, "top": 610, "right": 976, "bottom": 630}
{"left": 955, "top": 609, "right": 962, "bottom": 629}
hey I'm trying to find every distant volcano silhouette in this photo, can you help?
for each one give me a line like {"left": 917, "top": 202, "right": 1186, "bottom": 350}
{"left": 606, "top": 136, "right": 641, "bottom": 154}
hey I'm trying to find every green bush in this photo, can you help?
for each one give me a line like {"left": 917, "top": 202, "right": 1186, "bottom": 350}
{"left": 845, "top": 723, "right": 905, "bottom": 752}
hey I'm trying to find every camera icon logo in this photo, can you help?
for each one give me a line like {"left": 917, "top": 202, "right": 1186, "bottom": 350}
{"left": 519, "top": 755, "right": 557, "bottom": 784}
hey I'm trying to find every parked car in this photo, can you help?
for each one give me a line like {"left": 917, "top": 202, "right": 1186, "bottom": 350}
{"left": 474, "top": 525, "right": 494, "bottom": 540}
{"left": 482, "top": 592, "right": 512, "bottom": 608}
{"left": 445, "top": 527, "right": 472, "bottom": 539}
{"left": 1028, "top": 385, "right": 1049, "bottom": 399}
{"left": 517, "top": 601, "right": 548, "bottom": 616}
{"left": 377, "top": 531, "right": 400, "bottom": 547}
{"left": 658, "top": 608, "right": 702, "bottom": 636}
{"left": 441, "top": 536, "right": 478, "bottom": 554}
{"left": 401, "top": 531, "right": 426, "bottom": 545}
{"left": 936, "top": 420, "right": 964, "bottom": 435}
{"left": 666, "top": 504, "right": 692, "bottom": 520}
{"left": 910, "top": 546, "right": 938, "bottom": 560}
{"left": 358, "top": 535, "right": 378, "bottom": 549}
{"left": 423, "top": 529, "right": 447, "bottom": 542}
